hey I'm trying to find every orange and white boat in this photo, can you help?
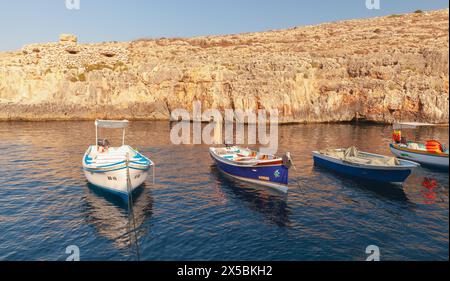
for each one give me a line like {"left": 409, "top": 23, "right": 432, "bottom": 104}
{"left": 389, "top": 123, "right": 449, "bottom": 169}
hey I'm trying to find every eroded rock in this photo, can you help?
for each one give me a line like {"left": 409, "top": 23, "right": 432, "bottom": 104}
{"left": 59, "top": 34, "right": 78, "bottom": 44}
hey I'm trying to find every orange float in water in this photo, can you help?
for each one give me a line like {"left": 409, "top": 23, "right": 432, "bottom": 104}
{"left": 426, "top": 140, "right": 443, "bottom": 153}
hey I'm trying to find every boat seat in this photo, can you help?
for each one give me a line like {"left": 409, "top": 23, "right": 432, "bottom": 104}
{"left": 235, "top": 157, "right": 254, "bottom": 162}
{"left": 215, "top": 148, "right": 230, "bottom": 155}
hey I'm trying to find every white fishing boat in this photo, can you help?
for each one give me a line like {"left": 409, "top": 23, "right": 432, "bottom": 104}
{"left": 82, "top": 120, "right": 154, "bottom": 200}
{"left": 390, "top": 122, "right": 449, "bottom": 169}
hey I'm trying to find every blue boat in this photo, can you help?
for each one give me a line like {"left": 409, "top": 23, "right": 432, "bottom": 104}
{"left": 312, "top": 147, "right": 419, "bottom": 184}
{"left": 210, "top": 146, "right": 291, "bottom": 192}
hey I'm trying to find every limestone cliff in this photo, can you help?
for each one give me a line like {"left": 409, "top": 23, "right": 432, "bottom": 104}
{"left": 0, "top": 9, "right": 448, "bottom": 123}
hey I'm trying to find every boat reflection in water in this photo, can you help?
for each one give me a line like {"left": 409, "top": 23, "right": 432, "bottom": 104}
{"left": 210, "top": 166, "right": 291, "bottom": 227}
{"left": 312, "top": 166, "right": 410, "bottom": 203}
{"left": 419, "top": 177, "right": 447, "bottom": 205}
{"left": 82, "top": 183, "right": 153, "bottom": 251}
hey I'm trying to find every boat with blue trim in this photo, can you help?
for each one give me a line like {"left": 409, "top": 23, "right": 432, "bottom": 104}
{"left": 313, "top": 147, "right": 419, "bottom": 184}
{"left": 390, "top": 122, "right": 449, "bottom": 169}
{"left": 209, "top": 146, "right": 292, "bottom": 193}
{"left": 82, "top": 120, "right": 154, "bottom": 200}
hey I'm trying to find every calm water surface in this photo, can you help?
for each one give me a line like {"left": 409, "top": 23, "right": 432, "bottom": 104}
{"left": 0, "top": 121, "right": 448, "bottom": 261}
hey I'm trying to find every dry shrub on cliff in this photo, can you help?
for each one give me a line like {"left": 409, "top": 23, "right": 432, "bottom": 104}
{"left": 68, "top": 72, "right": 86, "bottom": 82}
{"left": 132, "top": 38, "right": 155, "bottom": 48}
{"left": 84, "top": 61, "right": 127, "bottom": 72}
{"left": 133, "top": 37, "right": 153, "bottom": 42}
{"left": 354, "top": 49, "right": 369, "bottom": 55}
{"left": 186, "top": 38, "right": 207, "bottom": 48}
{"left": 84, "top": 62, "right": 112, "bottom": 72}
{"left": 238, "top": 38, "right": 258, "bottom": 46}
{"left": 188, "top": 38, "right": 235, "bottom": 48}
{"left": 275, "top": 38, "right": 295, "bottom": 44}
{"left": 155, "top": 38, "right": 170, "bottom": 46}
{"left": 78, "top": 73, "right": 86, "bottom": 82}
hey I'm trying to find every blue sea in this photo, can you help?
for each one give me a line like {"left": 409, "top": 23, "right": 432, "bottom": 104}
{"left": 0, "top": 121, "right": 448, "bottom": 261}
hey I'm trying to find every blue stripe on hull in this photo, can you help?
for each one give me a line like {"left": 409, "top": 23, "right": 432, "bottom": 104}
{"left": 313, "top": 156, "right": 412, "bottom": 183}
{"left": 212, "top": 156, "right": 289, "bottom": 186}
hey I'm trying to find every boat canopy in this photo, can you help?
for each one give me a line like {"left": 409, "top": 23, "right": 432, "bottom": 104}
{"left": 95, "top": 120, "right": 129, "bottom": 146}
{"left": 393, "top": 122, "right": 436, "bottom": 130}
{"left": 95, "top": 120, "right": 129, "bottom": 129}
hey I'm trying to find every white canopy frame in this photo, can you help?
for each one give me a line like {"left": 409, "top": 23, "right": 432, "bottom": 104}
{"left": 393, "top": 122, "right": 436, "bottom": 130}
{"left": 95, "top": 120, "right": 129, "bottom": 148}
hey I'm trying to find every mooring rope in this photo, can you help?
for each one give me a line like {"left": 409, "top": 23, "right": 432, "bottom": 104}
{"left": 288, "top": 154, "right": 310, "bottom": 204}
{"left": 126, "top": 153, "right": 141, "bottom": 261}
{"left": 152, "top": 162, "right": 156, "bottom": 185}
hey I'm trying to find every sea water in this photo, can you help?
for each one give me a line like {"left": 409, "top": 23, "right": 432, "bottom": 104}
{"left": 0, "top": 121, "right": 448, "bottom": 261}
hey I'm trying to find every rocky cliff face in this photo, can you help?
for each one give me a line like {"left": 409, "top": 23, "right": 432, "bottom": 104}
{"left": 0, "top": 9, "right": 448, "bottom": 123}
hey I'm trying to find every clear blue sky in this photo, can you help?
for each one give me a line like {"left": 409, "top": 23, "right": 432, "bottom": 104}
{"left": 0, "top": 0, "right": 448, "bottom": 51}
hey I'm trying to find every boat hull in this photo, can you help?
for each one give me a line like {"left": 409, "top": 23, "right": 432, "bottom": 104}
{"left": 389, "top": 143, "right": 449, "bottom": 169}
{"left": 313, "top": 152, "right": 416, "bottom": 184}
{"left": 82, "top": 146, "right": 152, "bottom": 201}
{"left": 210, "top": 151, "right": 289, "bottom": 192}
{"left": 83, "top": 164, "right": 150, "bottom": 200}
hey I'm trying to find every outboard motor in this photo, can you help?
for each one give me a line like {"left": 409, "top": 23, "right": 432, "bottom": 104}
{"left": 282, "top": 152, "right": 294, "bottom": 169}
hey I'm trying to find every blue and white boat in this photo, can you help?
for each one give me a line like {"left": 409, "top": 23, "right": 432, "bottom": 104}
{"left": 390, "top": 122, "right": 449, "bottom": 169}
{"left": 313, "top": 147, "right": 419, "bottom": 184}
{"left": 210, "top": 146, "right": 291, "bottom": 193}
{"left": 82, "top": 120, "right": 154, "bottom": 201}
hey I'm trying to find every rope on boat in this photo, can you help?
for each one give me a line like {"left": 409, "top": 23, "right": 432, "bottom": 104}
{"left": 152, "top": 162, "right": 156, "bottom": 185}
{"left": 126, "top": 153, "right": 141, "bottom": 261}
{"left": 287, "top": 153, "right": 309, "bottom": 201}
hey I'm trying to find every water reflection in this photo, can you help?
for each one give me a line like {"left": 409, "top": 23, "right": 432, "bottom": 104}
{"left": 419, "top": 177, "right": 447, "bottom": 205}
{"left": 82, "top": 184, "right": 153, "bottom": 250}
{"left": 312, "top": 166, "right": 410, "bottom": 203}
{"left": 211, "top": 166, "right": 290, "bottom": 227}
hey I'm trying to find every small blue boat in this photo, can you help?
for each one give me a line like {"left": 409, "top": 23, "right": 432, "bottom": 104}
{"left": 313, "top": 147, "right": 419, "bottom": 184}
{"left": 210, "top": 146, "right": 291, "bottom": 192}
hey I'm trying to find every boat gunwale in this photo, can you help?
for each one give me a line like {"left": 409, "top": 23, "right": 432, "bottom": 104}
{"left": 82, "top": 145, "right": 153, "bottom": 171}
{"left": 312, "top": 150, "right": 420, "bottom": 170}
{"left": 389, "top": 143, "right": 449, "bottom": 158}
{"left": 209, "top": 147, "right": 284, "bottom": 168}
